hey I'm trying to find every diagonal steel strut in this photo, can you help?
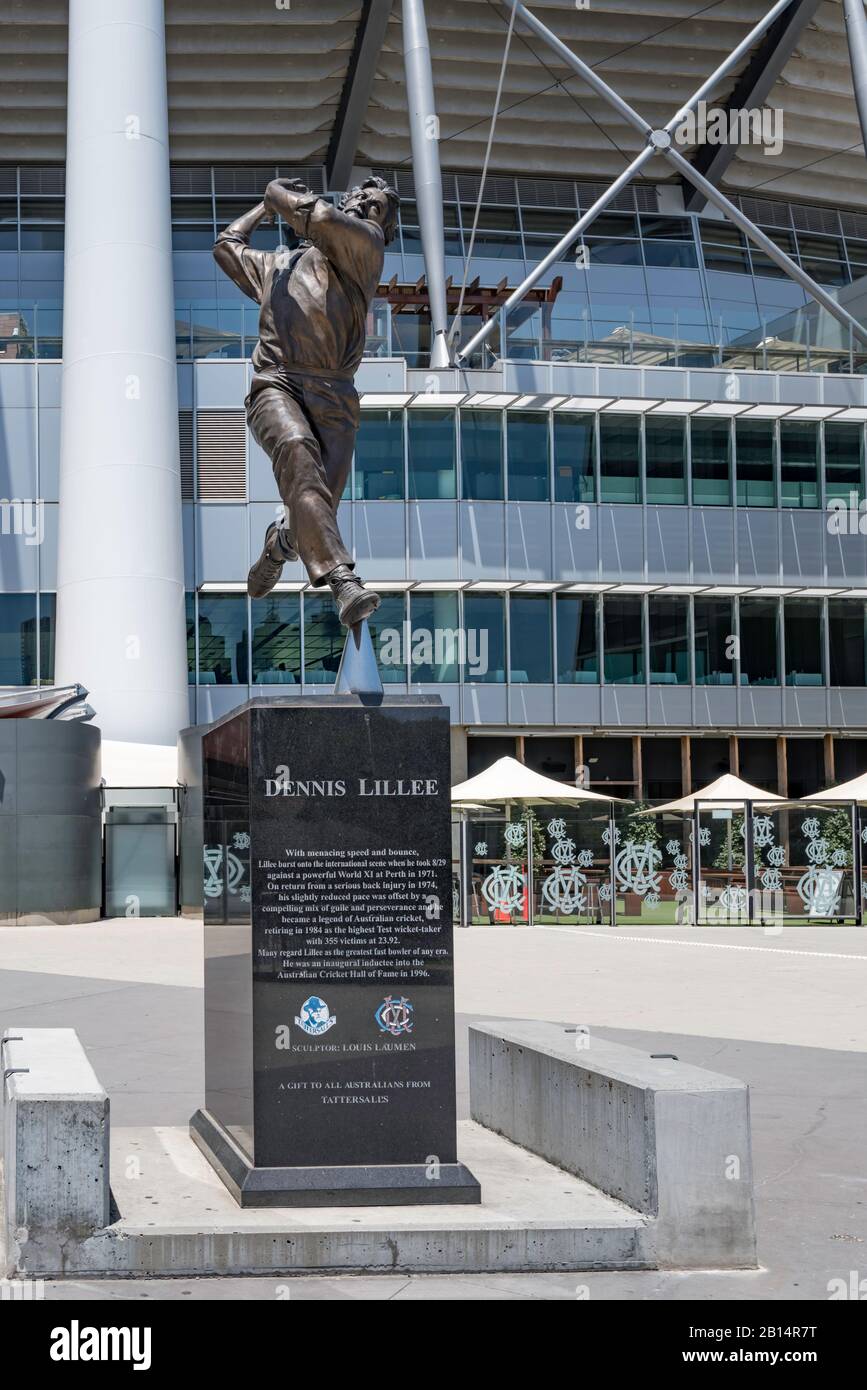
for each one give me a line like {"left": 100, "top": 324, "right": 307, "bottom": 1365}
{"left": 456, "top": 0, "right": 867, "bottom": 364}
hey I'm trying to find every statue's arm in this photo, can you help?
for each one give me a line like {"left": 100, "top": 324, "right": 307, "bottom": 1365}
{"left": 213, "top": 202, "right": 272, "bottom": 303}
{"left": 264, "top": 180, "right": 383, "bottom": 288}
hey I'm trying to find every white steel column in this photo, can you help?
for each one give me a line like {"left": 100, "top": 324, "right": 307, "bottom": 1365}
{"left": 402, "top": 0, "right": 451, "bottom": 368}
{"left": 55, "top": 0, "right": 188, "bottom": 745}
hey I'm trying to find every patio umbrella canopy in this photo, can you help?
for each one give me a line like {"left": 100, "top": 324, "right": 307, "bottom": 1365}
{"left": 644, "top": 772, "right": 785, "bottom": 815}
{"left": 804, "top": 771, "right": 867, "bottom": 803}
{"left": 451, "top": 755, "right": 623, "bottom": 806}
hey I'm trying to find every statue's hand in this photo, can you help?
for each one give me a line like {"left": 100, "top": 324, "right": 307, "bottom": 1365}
{"left": 264, "top": 178, "right": 310, "bottom": 216}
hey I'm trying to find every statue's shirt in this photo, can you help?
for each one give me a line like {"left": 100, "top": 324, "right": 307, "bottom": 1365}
{"left": 214, "top": 196, "right": 385, "bottom": 387}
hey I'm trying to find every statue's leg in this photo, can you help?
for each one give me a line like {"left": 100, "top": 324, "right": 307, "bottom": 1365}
{"left": 247, "top": 382, "right": 353, "bottom": 587}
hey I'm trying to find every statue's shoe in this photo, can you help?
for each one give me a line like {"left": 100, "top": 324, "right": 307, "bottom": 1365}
{"left": 328, "top": 565, "right": 381, "bottom": 628}
{"left": 247, "top": 522, "right": 297, "bottom": 598}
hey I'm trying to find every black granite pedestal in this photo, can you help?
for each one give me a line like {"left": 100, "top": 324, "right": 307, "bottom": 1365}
{"left": 190, "top": 695, "right": 480, "bottom": 1207}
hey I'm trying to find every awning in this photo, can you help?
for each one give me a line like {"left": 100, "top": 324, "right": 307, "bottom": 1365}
{"left": 803, "top": 771, "right": 867, "bottom": 803}
{"left": 451, "top": 755, "right": 623, "bottom": 806}
{"left": 644, "top": 772, "right": 785, "bottom": 814}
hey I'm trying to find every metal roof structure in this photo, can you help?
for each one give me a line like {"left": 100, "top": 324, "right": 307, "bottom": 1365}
{"left": 1, "top": 0, "right": 863, "bottom": 208}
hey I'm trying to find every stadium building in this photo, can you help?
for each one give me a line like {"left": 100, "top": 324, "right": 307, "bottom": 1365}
{"left": 3, "top": 0, "right": 867, "bottom": 918}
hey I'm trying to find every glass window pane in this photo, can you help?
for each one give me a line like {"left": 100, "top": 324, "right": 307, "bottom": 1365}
{"left": 509, "top": 594, "right": 552, "bottom": 683}
{"left": 521, "top": 209, "right": 579, "bottom": 235}
{"left": 645, "top": 415, "right": 686, "bottom": 504}
{"left": 784, "top": 599, "right": 823, "bottom": 686}
{"left": 368, "top": 594, "right": 407, "bottom": 684}
{"left": 460, "top": 204, "right": 519, "bottom": 231}
{"left": 735, "top": 418, "right": 776, "bottom": 507}
{"left": 401, "top": 201, "right": 460, "bottom": 229}
{"left": 171, "top": 226, "right": 215, "bottom": 251}
{"left": 191, "top": 306, "right": 242, "bottom": 359}
{"left": 39, "top": 592, "right": 56, "bottom": 686}
{"left": 507, "top": 411, "right": 549, "bottom": 501}
{"left": 648, "top": 596, "right": 689, "bottom": 684}
{"left": 556, "top": 595, "right": 597, "bottom": 683}
{"left": 19, "top": 226, "right": 63, "bottom": 250}
{"left": 599, "top": 414, "right": 641, "bottom": 504}
{"left": 642, "top": 240, "right": 698, "bottom": 268}
{"left": 462, "top": 593, "right": 505, "bottom": 682}
{"left": 603, "top": 596, "right": 644, "bottom": 684}
{"left": 691, "top": 416, "right": 732, "bottom": 506}
{"left": 780, "top": 421, "right": 819, "bottom": 508}
{"left": 197, "top": 594, "right": 248, "bottom": 685}
{"left": 409, "top": 591, "right": 460, "bottom": 682}
{"left": 700, "top": 223, "right": 751, "bottom": 273}
{"left": 739, "top": 598, "right": 779, "bottom": 686}
{"left": 694, "top": 598, "right": 734, "bottom": 685}
{"left": 186, "top": 593, "right": 196, "bottom": 686}
{"left": 0, "top": 594, "right": 38, "bottom": 685}
{"left": 553, "top": 412, "right": 595, "bottom": 502}
{"left": 172, "top": 198, "right": 214, "bottom": 222}
{"left": 640, "top": 216, "right": 694, "bottom": 240}
{"left": 303, "top": 592, "right": 344, "bottom": 685}
{"left": 825, "top": 421, "right": 864, "bottom": 505}
{"left": 584, "top": 238, "right": 642, "bottom": 266}
{"left": 461, "top": 409, "right": 503, "bottom": 500}
{"left": 354, "top": 409, "right": 404, "bottom": 499}
{"left": 829, "top": 600, "right": 866, "bottom": 686}
{"left": 251, "top": 594, "right": 301, "bottom": 684}
{"left": 407, "top": 408, "right": 456, "bottom": 499}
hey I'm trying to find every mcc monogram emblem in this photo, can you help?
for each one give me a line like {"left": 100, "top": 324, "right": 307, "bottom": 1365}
{"left": 375, "top": 995, "right": 414, "bottom": 1035}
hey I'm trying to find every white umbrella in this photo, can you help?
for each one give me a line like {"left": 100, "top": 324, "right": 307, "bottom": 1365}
{"left": 643, "top": 772, "right": 784, "bottom": 814}
{"left": 451, "top": 755, "right": 623, "bottom": 806}
{"left": 803, "top": 771, "right": 867, "bottom": 803}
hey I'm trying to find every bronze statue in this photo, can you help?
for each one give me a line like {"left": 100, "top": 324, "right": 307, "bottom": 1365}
{"left": 214, "top": 176, "right": 400, "bottom": 626}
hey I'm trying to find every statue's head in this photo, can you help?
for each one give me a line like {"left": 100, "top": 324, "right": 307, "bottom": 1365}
{"left": 340, "top": 176, "right": 400, "bottom": 244}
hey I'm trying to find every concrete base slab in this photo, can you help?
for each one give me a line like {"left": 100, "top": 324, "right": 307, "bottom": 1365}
{"left": 190, "top": 1107, "right": 481, "bottom": 1207}
{"left": 8, "top": 1121, "right": 649, "bottom": 1277}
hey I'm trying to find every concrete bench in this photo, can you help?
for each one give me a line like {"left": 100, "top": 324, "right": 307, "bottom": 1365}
{"left": 2, "top": 1029, "right": 109, "bottom": 1273}
{"left": 469, "top": 1020, "right": 757, "bottom": 1269}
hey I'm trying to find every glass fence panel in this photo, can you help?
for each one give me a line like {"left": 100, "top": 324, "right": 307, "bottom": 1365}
{"left": 860, "top": 809, "right": 867, "bottom": 925}
{"left": 784, "top": 806, "right": 855, "bottom": 923}
{"left": 203, "top": 819, "right": 251, "bottom": 926}
{"left": 610, "top": 806, "right": 692, "bottom": 926}
{"left": 534, "top": 807, "right": 612, "bottom": 926}
{"left": 454, "top": 802, "right": 863, "bottom": 928}
{"left": 467, "top": 816, "right": 530, "bottom": 926}
{"left": 696, "top": 806, "right": 748, "bottom": 923}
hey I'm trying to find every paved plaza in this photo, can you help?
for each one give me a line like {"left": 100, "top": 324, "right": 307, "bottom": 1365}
{"left": 0, "top": 918, "right": 864, "bottom": 1300}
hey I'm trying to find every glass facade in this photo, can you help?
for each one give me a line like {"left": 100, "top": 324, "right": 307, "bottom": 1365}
{"left": 599, "top": 415, "right": 640, "bottom": 504}
{"left": 181, "top": 590, "right": 867, "bottom": 695}
{"left": 739, "top": 598, "right": 780, "bottom": 686}
{"left": 354, "top": 410, "right": 404, "bottom": 500}
{"left": 780, "top": 422, "right": 820, "bottom": 508}
{"left": 736, "top": 418, "right": 776, "bottom": 507}
{"left": 461, "top": 409, "right": 503, "bottom": 500}
{"left": 6, "top": 165, "right": 867, "bottom": 374}
{"left": 691, "top": 417, "right": 732, "bottom": 506}
{"left": 251, "top": 594, "right": 301, "bottom": 684}
{"left": 509, "top": 594, "right": 552, "bottom": 682}
{"left": 556, "top": 596, "right": 598, "bottom": 683}
{"left": 0, "top": 593, "right": 48, "bottom": 685}
{"left": 648, "top": 596, "right": 689, "bottom": 684}
{"left": 507, "top": 412, "right": 549, "bottom": 502}
{"left": 825, "top": 422, "right": 864, "bottom": 505}
{"left": 408, "top": 408, "right": 456, "bottom": 500}
{"left": 553, "top": 413, "right": 595, "bottom": 503}
{"left": 196, "top": 594, "right": 248, "bottom": 685}
{"left": 694, "top": 598, "right": 734, "bottom": 686}
{"left": 603, "top": 597, "right": 644, "bottom": 684}
{"left": 645, "top": 416, "right": 686, "bottom": 505}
